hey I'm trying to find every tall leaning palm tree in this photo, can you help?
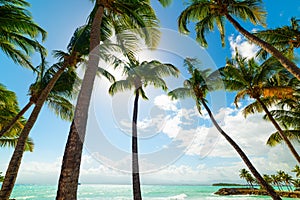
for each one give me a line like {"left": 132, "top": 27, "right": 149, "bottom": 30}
{"left": 109, "top": 57, "right": 179, "bottom": 200}
{"left": 168, "top": 58, "right": 281, "bottom": 200}
{"left": 0, "top": 0, "right": 46, "bottom": 69}
{"left": 56, "top": 1, "right": 161, "bottom": 199}
{"left": 0, "top": 25, "right": 92, "bottom": 199}
{"left": 178, "top": 0, "right": 300, "bottom": 80}
{"left": 221, "top": 53, "right": 300, "bottom": 164}
{"left": 0, "top": 62, "right": 79, "bottom": 200}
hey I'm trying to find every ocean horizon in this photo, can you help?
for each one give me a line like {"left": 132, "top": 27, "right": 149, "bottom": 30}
{"left": 7, "top": 184, "right": 292, "bottom": 200}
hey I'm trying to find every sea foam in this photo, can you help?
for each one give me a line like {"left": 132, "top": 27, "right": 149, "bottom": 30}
{"left": 167, "top": 193, "right": 187, "bottom": 200}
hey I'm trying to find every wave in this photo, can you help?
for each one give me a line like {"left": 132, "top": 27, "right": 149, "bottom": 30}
{"left": 168, "top": 193, "right": 187, "bottom": 200}
{"left": 153, "top": 193, "right": 187, "bottom": 200}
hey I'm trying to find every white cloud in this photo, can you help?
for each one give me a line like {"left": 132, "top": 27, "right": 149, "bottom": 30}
{"left": 183, "top": 105, "right": 276, "bottom": 158}
{"left": 162, "top": 114, "right": 182, "bottom": 138}
{"left": 154, "top": 94, "right": 178, "bottom": 111}
{"left": 5, "top": 101, "right": 299, "bottom": 185}
{"left": 16, "top": 157, "right": 62, "bottom": 184}
{"left": 119, "top": 114, "right": 167, "bottom": 138}
{"left": 229, "top": 34, "right": 259, "bottom": 59}
{"left": 177, "top": 104, "right": 300, "bottom": 180}
{"left": 144, "top": 163, "right": 246, "bottom": 184}
{"left": 116, "top": 95, "right": 199, "bottom": 139}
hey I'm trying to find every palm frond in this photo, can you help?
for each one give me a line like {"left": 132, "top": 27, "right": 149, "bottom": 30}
{"left": 0, "top": 40, "right": 34, "bottom": 69}
{"left": 46, "top": 94, "right": 74, "bottom": 121}
{"left": 0, "top": 136, "right": 34, "bottom": 152}
{"left": 266, "top": 109, "right": 300, "bottom": 129}
{"left": 158, "top": 0, "right": 172, "bottom": 7}
{"left": 242, "top": 100, "right": 263, "bottom": 117}
{"left": 114, "top": 1, "right": 160, "bottom": 49}
{"left": 168, "top": 87, "right": 193, "bottom": 100}
{"left": 267, "top": 130, "right": 300, "bottom": 147}
{"left": 52, "top": 50, "right": 68, "bottom": 62}
{"left": 138, "top": 87, "right": 148, "bottom": 100}
{"left": 243, "top": 97, "right": 277, "bottom": 117}
{"left": 262, "top": 86, "right": 294, "bottom": 99}
{"left": 215, "top": 15, "right": 226, "bottom": 47}
{"left": 234, "top": 89, "right": 249, "bottom": 107}
{"left": 195, "top": 14, "right": 215, "bottom": 47}
{"left": 178, "top": 2, "right": 211, "bottom": 35}
{"left": 254, "top": 17, "right": 300, "bottom": 58}
{"left": 109, "top": 79, "right": 133, "bottom": 96}
{"left": 0, "top": 0, "right": 30, "bottom": 7}
{"left": 140, "top": 61, "right": 179, "bottom": 78}
{"left": 144, "top": 76, "right": 168, "bottom": 91}
{"left": 229, "top": 0, "right": 266, "bottom": 26}
{"left": 97, "top": 67, "right": 115, "bottom": 82}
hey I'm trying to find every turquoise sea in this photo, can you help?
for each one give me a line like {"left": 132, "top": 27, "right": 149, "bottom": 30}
{"left": 9, "top": 184, "right": 293, "bottom": 200}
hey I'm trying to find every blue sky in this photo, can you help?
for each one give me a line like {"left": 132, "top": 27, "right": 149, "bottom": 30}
{"left": 0, "top": 0, "right": 300, "bottom": 185}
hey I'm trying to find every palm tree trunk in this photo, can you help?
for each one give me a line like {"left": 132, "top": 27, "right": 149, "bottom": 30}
{"left": 225, "top": 13, "right": 300, "bottom": 81}
{"left": 0, "top": 101, "right": 33, "bottom": 138}
{"left": 132, "top": 90, "right": 142, "bottom": 200}
{"left": 56, "top": 1, "right": 105, "bottom": 199}
{"left": 201, "top": 99, "right": 282, "bottom": 200}
{"left": 0, "top": 65, "right": 67, "bottom": 200}
{"left": 56, "top": 121, "right": 83, "bottom": 200}
{"left": 286, "top": 182, "right": 291, "bottom": 191}
{"left": 274, "top": 182, "right": 281, "bottom": 191}
{"left": 249, "top": 181, "right": 254, "bottom": 189}
{"left": 278, "top": 183, "right": 283, "bottom": 191}
{"left": 256, "top": 97, "right": 300, "bottom": 163}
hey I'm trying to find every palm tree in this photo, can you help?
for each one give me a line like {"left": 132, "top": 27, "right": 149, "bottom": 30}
{"left": 271, "top": 174, "right": 283, "bottom": 191}
{"left": 292, "top": 165, "right": 300, "bottom": 178}
{"left": 292, "top": 179, "right": 300, "bottom": 191}
{"left": 0, "top": 0, "right": 46, "bottom": 69}
{"left": 0, "top": 84, "right": 34, "bottom": 151}
{"left": 0, "top": 60, "right": 80, "bottom": 138}
{"left": 109, "top": 56, "right": 179, "bottom": 200}
{"left": 168, "top": 58, "right": 281, "bottom": 200}
{"left": 263, "top": 174, "right": 273, "bottom": 186}
{"left": 178, "top": 0, "right": 300, "bottom": 80}
{"left": 56, "top": 1, "right": 161, "bottom": 199}
{"left": 240, "top": 168, "right": 251, "bottom": 187}
{"left": 255, "top": 17, "right": 300, "bottom": 59}
{"left": 221, "top": 53, "right": 300, "bottom": 164}
{"left": 280, "top": 171, "right": 293, "bottom": 191}
{"left": 0, "top": 62, "right": 79, "bottom": 199}
{"left": 246, "top": 173, "right": 256, "bottom": 189}
{"left": 0, "top": 25, "right": 93, "bottom": 199}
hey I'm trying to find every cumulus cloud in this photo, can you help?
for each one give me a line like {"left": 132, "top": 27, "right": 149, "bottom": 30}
{"left": 228, "top": 34, "right": 259, "bottom": 59}
{"left": 154, "top": 95, "right": 178, "bottom": 111}
{"left": 7, "top": 99, "right": 299, "bottom": 185}
{"left": 183, "top": 105, "right": 279, "bottom": 158}
{"left": 117, "top": 95, "right": 199, "bottom": 139}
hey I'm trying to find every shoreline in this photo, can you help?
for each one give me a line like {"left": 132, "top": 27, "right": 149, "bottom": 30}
{"left": 215, "top": 187, "right": 300, "bottom": 198}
